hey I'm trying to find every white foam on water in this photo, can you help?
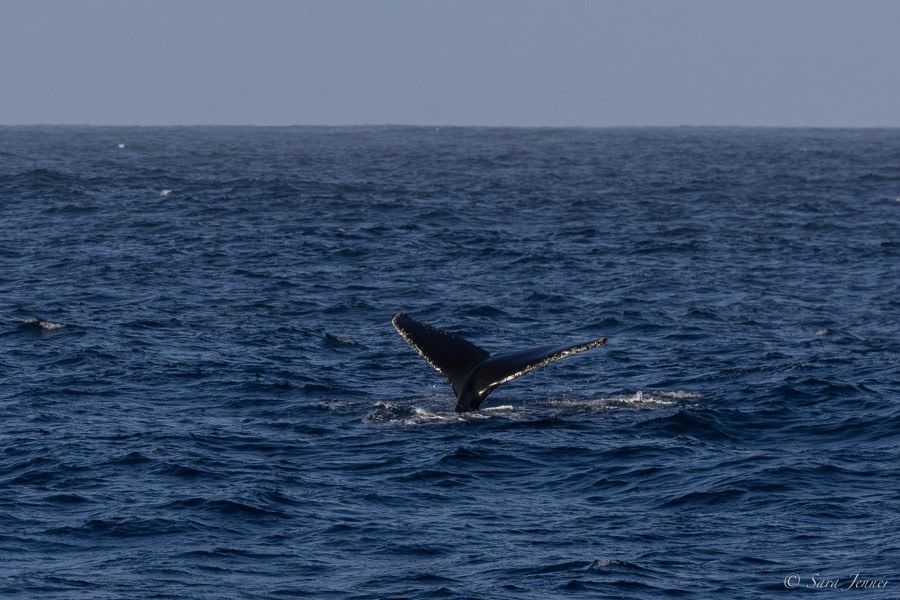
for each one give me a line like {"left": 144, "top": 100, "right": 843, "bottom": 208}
{"left": 367, "top": 389, "right": 698, "bottom": 426}
{"left": 547, "top": 389, "right": 701, "bottom": 411}
{"left": 25, "top": 317, "right": 66, "bottom": 331}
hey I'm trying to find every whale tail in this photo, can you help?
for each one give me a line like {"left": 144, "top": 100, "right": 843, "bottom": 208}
{"left": 391, "top": 312, "right": 606, "bottom": 412}
{"left": 391, "top": 312, "right": 489, "bottom": 397}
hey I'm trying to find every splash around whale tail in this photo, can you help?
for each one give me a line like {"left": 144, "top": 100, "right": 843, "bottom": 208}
{"left": 391, "top": 312, "right": 606, "bottom": 412}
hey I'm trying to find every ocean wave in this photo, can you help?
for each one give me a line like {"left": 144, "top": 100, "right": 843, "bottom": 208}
{"left": 3, "top": 126, "right": 898, "bottom": 599}
{"left": 20, "top": 316, "right": 67, "bottom": 334}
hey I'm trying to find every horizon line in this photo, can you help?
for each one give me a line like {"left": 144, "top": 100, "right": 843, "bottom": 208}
{"left": 2, "top": 122, "right": 899, "bottom": 130}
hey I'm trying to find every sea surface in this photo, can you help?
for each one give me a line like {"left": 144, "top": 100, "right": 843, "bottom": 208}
{"left": 1, "top": 126, "right": 898, "bottom": 599}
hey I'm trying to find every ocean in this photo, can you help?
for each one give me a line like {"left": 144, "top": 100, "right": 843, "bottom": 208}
{"left": 1, "top": 126, "right": 898, "bottom": 599}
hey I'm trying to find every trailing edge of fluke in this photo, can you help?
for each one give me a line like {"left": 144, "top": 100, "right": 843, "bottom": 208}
{"left": 391, "top": 312, "right": 607, "bottom": 412}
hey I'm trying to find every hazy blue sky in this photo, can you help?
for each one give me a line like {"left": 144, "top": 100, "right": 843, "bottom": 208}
{"left": 2, "top": 0, "right": 898, "bottom": 126}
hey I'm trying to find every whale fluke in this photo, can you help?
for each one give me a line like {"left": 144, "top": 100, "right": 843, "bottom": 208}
{"left": 392, "top": 312, "right": 606, "bottom": 412}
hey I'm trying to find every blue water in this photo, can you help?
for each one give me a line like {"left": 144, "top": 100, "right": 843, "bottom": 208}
{"left": 1, "top": 126, "right": 898, "bottom": 599}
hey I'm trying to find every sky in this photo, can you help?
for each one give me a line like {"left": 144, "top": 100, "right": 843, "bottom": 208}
{"left": 1, "top": 0, "right": 899, "bottom": 127}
